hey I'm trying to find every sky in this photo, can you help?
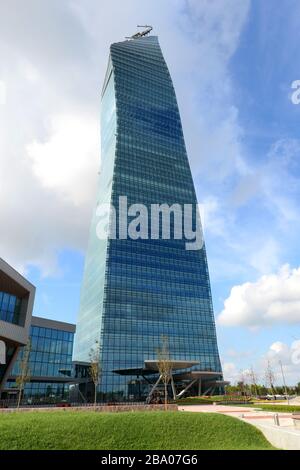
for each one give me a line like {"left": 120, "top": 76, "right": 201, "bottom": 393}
{"left": 1, "top": 0, "right": 300, "bottom": 385}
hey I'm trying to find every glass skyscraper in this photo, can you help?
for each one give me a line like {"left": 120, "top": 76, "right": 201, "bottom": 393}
{"left": 73, "top": 34, "right": 222, "bottom": 401}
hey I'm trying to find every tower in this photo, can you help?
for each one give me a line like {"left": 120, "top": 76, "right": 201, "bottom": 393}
{"left": 73, "top": 33, "right": 223, "bottom": 401}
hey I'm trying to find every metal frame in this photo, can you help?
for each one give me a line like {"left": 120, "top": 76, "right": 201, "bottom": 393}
{"left": 146, "top": 373, "right": 220, "bottom": 402}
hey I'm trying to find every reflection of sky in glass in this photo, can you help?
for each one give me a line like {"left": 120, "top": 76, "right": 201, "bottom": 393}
{"left": 74, "top": 36, "right": 222, "bottom": 400}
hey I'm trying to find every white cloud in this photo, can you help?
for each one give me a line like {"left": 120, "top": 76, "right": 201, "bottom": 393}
{"left": 21, "top": 60, "right": 40, "bottom": 83}
{"left": 200, "top": 196, "right": 226, "bottom": 237}
{"left": 222, "top": 362, "right": 239, "bottom": 383}
{"left": 248, "top": 239, "right": 280, "bottom": 274}
{"left": 199, "top": 190, "right": 281, "bottom": 282}
{"left": 226, "top": 348, "right": 253, "bottom": 359}
{"left": 0, "top": 0, "right": 251, "bottom": 275}
{"left": 261, "top": 340, "right": 300, "bottom": 385}
{"left": 263, "top": 138, "right": 300, "bottom": 226}
{"left": 175, "top": 1, "right": 250, "bottom": 180}
{"left": 222, "top": 340, "right": 300, "bottom": 385}
{"left": 222, "top": 362, "right": 251, "bottom": 384}
{"left": 218, "top": 264, "right": 300, "bottom": 327}
{"left": 0, "top": 1, "right": 297, "bottom": 294}
{"left": 0, "top": 80, "right": 6, "bottom": 105}
{"left": 27, "top": 113, "right": 99, "bottom": 205}
{"left": 266, "top": 340, "right": 300, "bottom": 366}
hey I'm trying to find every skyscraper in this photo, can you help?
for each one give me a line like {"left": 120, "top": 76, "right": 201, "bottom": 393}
{"left": 73, "top": 32, "right": 223, "bottom": 401}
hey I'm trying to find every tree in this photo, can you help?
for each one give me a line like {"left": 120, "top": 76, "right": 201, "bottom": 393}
{"left": 89, "top": 341, "right": 102, "bottom": 409}
{"left": 237, "top": 370, "right": 249, "bottom": 396}
{"left": 225, "top": 384, "right": 239, "bottom": 395}
{"left": 156, "top": 335, "right": 173, "bottom": 410}
{"left": 279, "top": 360, "right": 290, "bottom": 404}
{"left": 16, "top": 340, "right": 31, "bottom": 409}
{"left": 248, "top": 366, "right": 259, "bottom": 397}
{"left": 265, "top": 360, "right": 276, "bottom": 394}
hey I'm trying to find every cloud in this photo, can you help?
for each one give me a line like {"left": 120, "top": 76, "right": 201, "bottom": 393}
{"left": 265, "top": 340, "right": 300, "bottom": 367}
{"left": 248, "top": 239, "right": 280, "bottom": 274}
{"left": 218, "top": 264, "right": 300, "bottom": 327}
{"left": 175, "top": 0, "right": 250, "bottom": 180}
{"left": 201, "top": 138, "right": 300, "bottom": 289}
{"left": 222, "top": 362, "right": 254, "bottom": 384}
{"left": 261, "top": 340, "right": 300, "bottom": 385}
{"left": 222, "top": 359, "right": 263, "bottom": 384}
{"left": 222, "top": 340, "right": 300, "bottom": 385}
{"left": 263, "top": 138, "right": 300, "bottom": 226}
{"left": 225, "top": 348, "right": 253, "bottom": 359}
{"left": 200, "top": 196, "right": 227, "bottom": 237}
{"left": 0, "top": 80, "right": 6, "bottom": 105}
{"left": 0, "top": 0, "right": 251, "bottom": 275}
{"left": 27, "top": 113, "right": 99, "bottom": 206}
{"left": 199, "top": 190, "right": 281, "bottom": 283}
{"left": 0, "top": 1, "right": 298, "bottom": 291}
{"left": 222, "top": 362, "right": 240, "bottom": 383}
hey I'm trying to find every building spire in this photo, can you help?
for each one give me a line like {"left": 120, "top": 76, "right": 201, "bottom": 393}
{"left": 126, "top": 25, "right": 153, "bottom": 40}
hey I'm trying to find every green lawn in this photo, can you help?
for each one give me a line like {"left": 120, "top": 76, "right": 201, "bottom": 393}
{"left": 178, "top": 396, "right": 251, "bottom": 405}
{"left": 0, "top": 411, "right": 274, "bottom": 450}
{"left": 245, "top": 404, "right": 300, "bottom": 413}
{"left": 216, "top": 403, "right": 300, "bottom": 413}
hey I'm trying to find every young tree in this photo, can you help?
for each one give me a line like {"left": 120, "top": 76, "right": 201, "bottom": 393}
{"left": 248, "top": 366, "right": 259, "bottom": 397}
{"left": 237, "top": 370, "right": 248, "bottom": 396}
{"left": 16, "top": 340, "right": 31, "bottom": 409}
{"left": 265, "top": 360, "right": 276, "bottom": 395}
{"left": 279, "top": 360, "right": 290, "bottom": 404}
{"left": 89, "top": 341, "right": 102, "bottom": 409}
{"left": 156, "top": 335, "right": 173, "bottom": 410}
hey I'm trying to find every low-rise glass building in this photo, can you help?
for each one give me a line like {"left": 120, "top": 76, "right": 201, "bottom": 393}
{"left": 5, "top": 316, "right": 75, "bottom": 401}
{"left": 0, "top": 258, "right": 35, "bottom": 393}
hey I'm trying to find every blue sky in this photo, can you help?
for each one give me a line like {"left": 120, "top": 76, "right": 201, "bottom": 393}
{"left": 1, "top": 0, "right": 300, "bottom": 384}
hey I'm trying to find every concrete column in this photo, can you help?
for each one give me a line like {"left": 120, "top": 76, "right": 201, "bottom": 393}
{"left": 198, "top": 377, "right": 202, "bottom": 396}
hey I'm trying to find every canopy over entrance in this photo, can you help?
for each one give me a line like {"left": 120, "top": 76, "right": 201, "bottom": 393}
{"left": 113, "top": 359, "right": 228, "bottom": 400}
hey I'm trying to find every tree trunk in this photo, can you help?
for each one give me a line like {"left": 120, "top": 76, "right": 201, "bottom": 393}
{"left": 17, "top": 388, "right": 22, "bottom": 410}
{"left": 164, "top": 382, "right": 167, "bottom": 411}
{"left": 94, "top": 384, "right": 97, "bottom": 410}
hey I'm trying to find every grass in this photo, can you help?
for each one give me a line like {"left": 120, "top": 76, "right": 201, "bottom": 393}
{"left": 0, "top": 411, "right": 275, "bottom": 450}
{"left": 177, "top": 397, "right": 214, "bottom": 405}
{"left": 178, "top": 396, "right": 251, "bottom": 405}
{"left": 243, "top": 404, "right": 300, "bottom": 413}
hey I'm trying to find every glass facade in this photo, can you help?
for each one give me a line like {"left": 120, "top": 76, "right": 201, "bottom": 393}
{"left": 73, "top": 36, "right": 222, "bottom": 401}
{"left": 7, "top": 320, "right": 75, "bottom": 399}
{"left": 0, "top": 291, "right": 21, "bottom": 325}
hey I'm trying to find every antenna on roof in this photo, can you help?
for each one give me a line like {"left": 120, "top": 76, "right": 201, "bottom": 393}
{"left": 126, "top": 25, "right": 153, "bottom": 40}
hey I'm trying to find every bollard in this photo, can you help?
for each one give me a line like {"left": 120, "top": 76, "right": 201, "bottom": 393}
{"left": 274, "top": 413, "right": 280, "bottom": 426}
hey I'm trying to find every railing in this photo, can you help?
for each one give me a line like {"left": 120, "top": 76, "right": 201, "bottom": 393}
{"left": 0, "top": 398, "right": 146, "bottom": 409}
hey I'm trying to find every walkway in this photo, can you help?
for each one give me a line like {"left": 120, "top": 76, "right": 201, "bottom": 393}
{"left": 178, "top": 404, "right": 300, "bottom": 450}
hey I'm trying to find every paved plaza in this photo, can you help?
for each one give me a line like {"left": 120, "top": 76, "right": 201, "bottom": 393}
{"left": 179, "top": 404, "right": 300, "bottom": 450}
